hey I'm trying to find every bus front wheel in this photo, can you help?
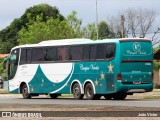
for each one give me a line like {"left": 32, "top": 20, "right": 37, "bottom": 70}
{"left": 22, "top": 84, "right": 31, "bottom": 99}
{"left": 72, "top": 83, "right": 84, "bottom": 100}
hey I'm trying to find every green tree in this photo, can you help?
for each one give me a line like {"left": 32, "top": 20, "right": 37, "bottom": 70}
{"left": 0, "top": 4, "right": 64, "bottom": 53}
{"left": 67, "top": 11, "right": 82, "bottom": 38}
{"left": 98, "top": 21, "right": 111, "bottom": 39}
{"left": 0, "top": 26, "right": 18, "bottom": 53}
{"left": 154, "top": 60, "right": 160, "bottom": 71}
{"left": 21, "top": 4, "right": 64, "bottom": 27}
{"left": 0, "top": 58, "right": 8, "bottom": 80}
{"left": 18, "top": 14, "right": 74, "bottom": 45}
{"left": 82, "top": 23, "right": 97, "bottom": 40}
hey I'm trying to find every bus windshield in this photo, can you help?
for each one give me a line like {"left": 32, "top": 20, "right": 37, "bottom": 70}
{"left": 8, "top": 49, "right": 19, "bottom": 80}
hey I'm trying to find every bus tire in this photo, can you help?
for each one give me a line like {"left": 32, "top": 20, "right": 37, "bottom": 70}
{"left": 50, "top": 94, "right": 59, "bottom": 99}
{"left": 72, "top": 83, "right": 84, "bottom": 100}
{"left": 113, "top": 93, "right": 127, "bottom": 100}
{"left": 85, "top": 83, "right": 98, "bottom": 100}
{"left": 22, "top": 84, "right": 31, "bottom": 99}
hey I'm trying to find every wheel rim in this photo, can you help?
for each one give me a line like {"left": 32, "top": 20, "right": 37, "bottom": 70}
{"left": 87, "top": 87, "right": 92, "bottom": 97}
{"left": 74, "top": 87, "right": 80, "bottom": 97}
{"left": 23, "top": 88, "right": 28, "bottom": 97}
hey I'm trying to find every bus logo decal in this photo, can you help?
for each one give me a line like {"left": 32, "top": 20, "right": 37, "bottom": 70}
{"left": 127, "top": 42, "right": 146, "bottom": 55}
{"left": 133, "top": 42, "right": 141, "bottom": 52}
{"left": 79, "top": 64, "right": 99, "bottom": 72}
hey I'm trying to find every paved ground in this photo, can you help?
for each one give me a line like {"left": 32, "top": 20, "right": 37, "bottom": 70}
{"left": 0, "top": 94, "right": 160, "bottom": 108}
{"left": 0, "top": 92, "right": 160, "bottom": 119}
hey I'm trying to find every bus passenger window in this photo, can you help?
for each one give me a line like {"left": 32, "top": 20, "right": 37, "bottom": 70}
{"left": 20, "top": 49, "right": 32, "bottom": 64}
{"left": 106, "top": 44, "right": 115, "bottom": 59}
{"left": 26, "top": 49, "right": 32, "bottom": 62}
{"left": 96, "top": 44, "right": 105, "bottom": 60}
{"left": 32, "top": 48, "right": 44, "bottom": 62}
{"left": 44, "top": 47, "right": 57, "bottom": 61}
{"left": 82, "top": 46, "right": 89, "bottom": 60}
{"left": 90, "top": 45, "right": 96, "bottom": 60}
{"left": 58, "top": 47, "right": 68, "bottom": 61}
{"left": 20, "top": 49, "right": 26, "bottom": 64}
{"left": 69, "top": 46, "right": 82, "bottom": 61}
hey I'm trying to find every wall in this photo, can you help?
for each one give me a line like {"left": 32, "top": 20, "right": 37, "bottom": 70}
{"left": 154, "top": 70, "right": 160, "bottom": 88}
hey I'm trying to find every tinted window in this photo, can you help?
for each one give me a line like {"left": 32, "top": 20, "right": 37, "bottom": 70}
{"left": 20, "top": 49, "right": 32, "bottom": 64}
{"left": 82, "top": 46, "right": 89, "bottom": 60}
{"left": 96, "top": 44, "right": 105, "bottom": 59}
{"left": 44, "top": 47, "right": 57, "bottom": 61}
{"left": 32, "top": 48, "right": 44, "bottom": 62}
{"left": 8, "top": 49, "right": 19, "bottom": 80}
{"left": 58, "top": 47, "right": 68, "bottom": 61}
{"left": 26, "top": 49, "right": 32, "bottom": 62}
{"left": 20, "top": 49, "right": 26, "bottom": 64}
{"left": 90, "top": 45, "right": 96, "bottom": 60}
{"left": 70, "top": 46, "right": 82, "bottom": 61}
{"left": 106, "top": 44, "right": 115, "bottom": 59}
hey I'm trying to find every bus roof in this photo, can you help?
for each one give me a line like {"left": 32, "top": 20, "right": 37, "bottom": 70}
{"left": 12, "top": 38, "right": 151, "bottom": 49}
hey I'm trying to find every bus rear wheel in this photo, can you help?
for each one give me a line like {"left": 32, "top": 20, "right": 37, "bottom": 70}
{"left": 85, "top": 83, "right": 101, "bottom": 100}
{"left": 113, "top": 93, "right": 127, "bottom": 100}
{"left": 22, "top": 84, "right": 31, "bottom": 99}
{"left": 72, "top": 83, "right": 84, "bottom": 100}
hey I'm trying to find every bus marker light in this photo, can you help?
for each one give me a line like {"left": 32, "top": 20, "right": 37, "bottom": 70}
{"left": 117, "top": 73, "right": 122, "bottom": 82}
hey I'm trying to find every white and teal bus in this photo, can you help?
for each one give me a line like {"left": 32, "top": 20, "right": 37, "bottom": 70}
{"left": 4, "top": 38, "right": 154, "bottom": 100}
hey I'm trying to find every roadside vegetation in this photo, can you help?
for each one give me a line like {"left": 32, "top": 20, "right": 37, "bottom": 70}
{"left": 0, "top": 89, "right": 9, "bottom": 94}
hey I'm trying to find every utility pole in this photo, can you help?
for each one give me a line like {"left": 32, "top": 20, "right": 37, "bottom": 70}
{"left": 121, "top": 15, "right": 125, "bottom": 38}
{"left": 96, "top": 0, "right": 99, "bottom": 40}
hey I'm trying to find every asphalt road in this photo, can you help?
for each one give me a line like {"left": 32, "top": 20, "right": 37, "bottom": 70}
{"left": 0, "top": 94, "right": 160, "bottom": 108}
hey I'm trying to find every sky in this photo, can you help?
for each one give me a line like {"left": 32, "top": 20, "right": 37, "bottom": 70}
{"left": 0, "top": 0, "right": 160, "bottom": 31}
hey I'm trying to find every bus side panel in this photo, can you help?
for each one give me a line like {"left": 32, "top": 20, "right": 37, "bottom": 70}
{"left": 17, "top": 61, "right": 118, "bottom": 95}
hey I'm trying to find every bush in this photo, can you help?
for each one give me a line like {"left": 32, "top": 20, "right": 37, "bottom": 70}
{"left": 155, "top": 83, "right": 160, "bottom": 89}
{"left": 154, "top": 60, "right": 160, "bottom": 71}
{"left": 0, "top": 58, "right": 7, "bottom": 81}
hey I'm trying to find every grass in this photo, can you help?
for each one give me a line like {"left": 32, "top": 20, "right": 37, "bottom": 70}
{"left": 143, "top": 95, "right": 160, "bottom": 99}
{"left": 0, "top": 89, "right": 9, "bottom": 94}
{"left": 58, "top": 94, "right": 73, "bottom": 98}
{"left": 142, "top": 89, "right": 160, "bottom": 99}
{"left": 153, "top": 89, "right": 160, "bottom": 92}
